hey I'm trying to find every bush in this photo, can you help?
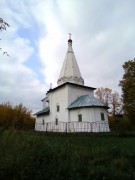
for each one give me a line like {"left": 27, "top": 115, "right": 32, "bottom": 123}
{"left": 108, "top": 115, "right": 132, "bottom": 132}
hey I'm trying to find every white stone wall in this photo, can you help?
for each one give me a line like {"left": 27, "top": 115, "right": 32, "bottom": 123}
{"left": 42, "top": 95, "right": 50, "bottom": 109}
{"left": 68, "top": 85, "right": 94, "bottom": 106}
{"left": 42, "top": 99, "right": 46, "bottom": 109}
{"left": 69, "top": 107, "right": 108, "bottom": 122}
{"left": 35, "top": 115, "right": 50, "bottom": 131}
{"left": 35, "top": 115, "right": 50, "bottom": 124}
{"left": 49, "top": 85, "right": 69, "bottom": 122}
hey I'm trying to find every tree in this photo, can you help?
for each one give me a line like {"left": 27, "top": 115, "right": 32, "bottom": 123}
{"left": 0, "top": 18, "right": 10, "bottom": 56}
{"left": 95, "top": 87, "right": 122, "bottom": 115}
{"left": 0, "top": 18, "right": 9, "bottom": 32}
{"left": 110, "top": 91, "right": 123, "bottom": 116}
{"left": 0, "top": 102, "right": 35, "bottom": 130}
{"left": 95, "top": 87, "right": 123, "bottom": 131}
{"left": 95, "top": 87, "right": 112, "bottom": 106}
{"left": 119, "top": 58, "right": 135, "bottom": 125}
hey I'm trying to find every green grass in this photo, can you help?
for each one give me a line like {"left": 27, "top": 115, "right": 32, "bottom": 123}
{"left": 0, "top": 130, "right": 135, "bottom": 180}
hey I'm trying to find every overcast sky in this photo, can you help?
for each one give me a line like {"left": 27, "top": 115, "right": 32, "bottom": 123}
{"left": 0, "top": 0, "right": 135, "bottom": 113}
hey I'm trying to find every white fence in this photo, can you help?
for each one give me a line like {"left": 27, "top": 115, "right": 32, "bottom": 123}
{"left": 35, "top": 121, "right": 110, "bottom": 132}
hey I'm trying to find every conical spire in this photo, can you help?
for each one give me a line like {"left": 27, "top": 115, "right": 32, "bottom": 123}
{"left": 57, "top": 34, "right": 84, "bottom": 86}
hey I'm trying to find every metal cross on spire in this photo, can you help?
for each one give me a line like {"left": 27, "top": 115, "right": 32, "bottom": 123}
{"left": 68, "top": 33, "right": 72, "bottom": 39}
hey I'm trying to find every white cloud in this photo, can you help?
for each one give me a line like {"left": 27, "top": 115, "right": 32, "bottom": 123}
{"left": 0, "top": 0, "right": 45, "bottom": 112}
{"left": 0, "top": 0, "right": 135, "bottom": 112}
{"left": 38, "top": 20, "right": 65, "bottom": 86}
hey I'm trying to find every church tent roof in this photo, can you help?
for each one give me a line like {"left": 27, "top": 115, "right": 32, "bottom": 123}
{"left": 57, "top": 36, "right": 84, "bottom": 86}
{"left": 68, "top": 95, "right": 109, "bottom": 109}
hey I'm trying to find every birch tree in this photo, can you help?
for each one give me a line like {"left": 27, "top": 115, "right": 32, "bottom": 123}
{"left": 95, "top": 87, "right": 122, "bottom": 115}
{"left": 0, "top": 18, "right": 10, "bottom": 56}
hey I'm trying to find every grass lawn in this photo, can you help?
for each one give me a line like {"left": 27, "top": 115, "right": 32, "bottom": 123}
{"left": 0, "top": 130, "right": 135, "bottom": 180}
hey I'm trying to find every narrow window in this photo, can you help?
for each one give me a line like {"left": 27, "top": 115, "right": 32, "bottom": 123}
{"left": 101, "top": 113, "right": 105, "bottom": 121}
{"left": 42, "top": 119, "right": 44, "bottom": 125}
{"left": 56, "top": 104, "right": 60, "bottom": 112}
{"left": 55, "top": 118, "right": 58, "bottom": 125}
{"left": 78, "top": 114, "right": 82, "bottom": 122}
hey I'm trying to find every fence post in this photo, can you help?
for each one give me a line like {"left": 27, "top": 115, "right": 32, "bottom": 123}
{"left": 99, "top": 122, "right": 100, "bottom": 132}
{"left": 46, "top": 123, "right": 48, "bottom": 132}
{"left": 65, "top": 122, "right": 67, "bottom": 133}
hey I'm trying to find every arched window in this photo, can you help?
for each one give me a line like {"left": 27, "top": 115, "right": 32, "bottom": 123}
{"left": 56, "top": 104, "right": 60, "bottom": 112}
{"left": 78, "top": 114, "right": 82, "bottom": 122}
{"left": 55, "top": 117, "right": 58, "bottom": 125}
{"left": 101, "top": 113, "right": 105, "bottom": 121}
{"left": 42, "top": 119, "right": 44, "bottom": 125}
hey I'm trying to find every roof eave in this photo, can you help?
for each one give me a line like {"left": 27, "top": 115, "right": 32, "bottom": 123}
{"left": 68, "top": 105, "right": 109, "bottom": 110}
{"left": 34, "top": 107, "right": 50, "bottom": 116}
{"left": 47, "top": 82, "right": 96, "bottom": 94}
{"left": 36, "top": 111, "right": 50, "bottom": 117}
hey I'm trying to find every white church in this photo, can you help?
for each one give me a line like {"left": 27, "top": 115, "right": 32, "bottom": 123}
{"left": 35, "top": 35, "right": 110, "bottom": 132}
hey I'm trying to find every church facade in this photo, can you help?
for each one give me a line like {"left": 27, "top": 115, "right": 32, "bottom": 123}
{"left": 35, "top": 37, "right": 110, "bottom": 132}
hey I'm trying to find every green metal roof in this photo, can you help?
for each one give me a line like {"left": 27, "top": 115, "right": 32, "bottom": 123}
{"left": 34, "top": 107, "right": 50, "bottom": 116}
{"left": 68, "top": 95, "right": 108, "bottom": 109}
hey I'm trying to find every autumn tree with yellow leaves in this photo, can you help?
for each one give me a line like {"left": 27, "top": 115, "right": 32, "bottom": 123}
{"left": 0, "top": 102, "right": 35, "bottom": 130}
